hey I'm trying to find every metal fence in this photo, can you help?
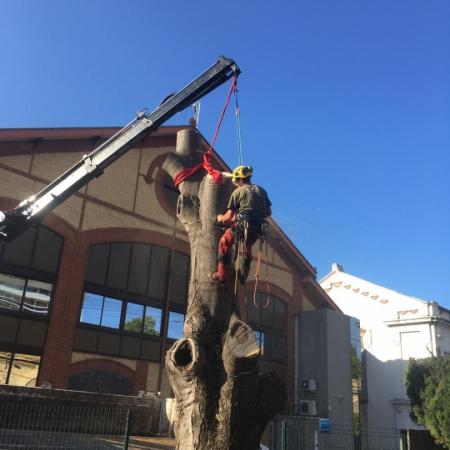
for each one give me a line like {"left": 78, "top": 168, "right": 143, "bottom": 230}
{"left": 0, "top": 401, "right": 130, "bottom": 449}
{"left": 269, "top": 416, "right": 403, "bottom": 450}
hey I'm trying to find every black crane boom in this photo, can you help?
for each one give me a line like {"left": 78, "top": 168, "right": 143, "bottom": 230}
{"left": 0, "top": 57, "right": 240, "bottom": 242}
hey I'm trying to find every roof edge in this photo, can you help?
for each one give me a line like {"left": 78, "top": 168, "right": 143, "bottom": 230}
{"left": 0, "top": 125, "right": 188, "bottom": 142}
{"left": 0, "top": 125, "right": 318, "bottom": 280}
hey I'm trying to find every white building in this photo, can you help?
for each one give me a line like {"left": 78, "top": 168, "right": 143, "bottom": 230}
{"left": 320, "top": 263, "right": 450, "bottom": 446}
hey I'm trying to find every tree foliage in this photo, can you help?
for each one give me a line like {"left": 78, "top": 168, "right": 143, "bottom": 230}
{"left": 405, "top": 356, "right": 450, "bottom": 448}
{"left": 124, "top": 316, "right": 157, "bottom": 335}
{"left": 351, "top": 344, "right": 362, "bottom": 380}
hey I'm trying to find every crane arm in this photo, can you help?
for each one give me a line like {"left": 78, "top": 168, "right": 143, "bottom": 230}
{"left": 0, "top": 56, "right": 240, "bottom": 242}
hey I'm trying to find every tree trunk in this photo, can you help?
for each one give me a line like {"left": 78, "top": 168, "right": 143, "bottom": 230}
{"left": 163, "top": 130, "right": 285, "bottom": 450}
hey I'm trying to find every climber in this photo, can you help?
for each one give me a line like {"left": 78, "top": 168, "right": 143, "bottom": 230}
{"left": 211, "top": 165, "right": 272, "bottom": 284}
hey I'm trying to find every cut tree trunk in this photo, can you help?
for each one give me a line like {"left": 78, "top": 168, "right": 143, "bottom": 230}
{"left": 162, "top": 129, "right": 285, "bottom": 450}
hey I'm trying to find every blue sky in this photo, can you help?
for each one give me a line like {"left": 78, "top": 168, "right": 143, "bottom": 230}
{"left": 1, "top": 1, "right": 449, "bottom": 306}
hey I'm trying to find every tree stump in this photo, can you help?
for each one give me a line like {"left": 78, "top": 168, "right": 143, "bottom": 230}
{"left": 163, "top": 129, "right": 285, "bottom": 450}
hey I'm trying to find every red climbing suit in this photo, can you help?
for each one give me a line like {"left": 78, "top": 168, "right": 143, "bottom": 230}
{"left": 216, "top": 225, "right": 257, "bottom": 282}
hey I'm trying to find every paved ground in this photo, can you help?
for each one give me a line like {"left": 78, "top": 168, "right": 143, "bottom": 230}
{"left": 127, "top": 436, "right": 175, "bottom": 450}
{"left": 0, "top": 429, "right": 175, "bottom": 450}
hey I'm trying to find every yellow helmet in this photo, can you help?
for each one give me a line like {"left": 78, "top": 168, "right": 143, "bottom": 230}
{"left": 232, "top": 165, "right": 253, "bottom": 182}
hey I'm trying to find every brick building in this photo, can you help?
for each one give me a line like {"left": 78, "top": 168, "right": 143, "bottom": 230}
{"left": 0, "top": 125, "right": 338, "bottom": 406}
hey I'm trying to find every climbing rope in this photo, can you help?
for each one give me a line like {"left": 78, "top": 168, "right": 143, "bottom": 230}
{"left": 234, "top": 87, "right": 244, "bottom": 166}
{"left": 234, "top": 239, "right": 241, "bottom": 295}
{"left": 264, "top": 239, "right": 271, "bottom": 308}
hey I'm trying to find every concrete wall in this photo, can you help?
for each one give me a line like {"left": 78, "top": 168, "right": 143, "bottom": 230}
{"left": 0, "top": 385, "right": 161, "bottom": 435}
{"left": 295, "top": 309, "right": 354, "bottom": 429}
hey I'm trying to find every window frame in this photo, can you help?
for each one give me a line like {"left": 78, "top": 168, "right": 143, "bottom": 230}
{"left": 0, "top": 351, "right": 42, "bottom": 387}
{"left": 78, "top": 242, "right": 191, "bottom": 361}
{"left": 84, "top": 242, "right": 180, "bottom": 308}
{"left": 166, "top": 310, "right": 185, "bottom": 341}
{"left": 0, "top": 272, "right": 55, "bottom": 320}
{"left": 78, "top": 291, "right": 165, "bottom": 342}
{"left": 0, "top": 226, "right": 63, "bottom": 277}
{"left": 0, "top": 225, "right": 63, "bottom": 321}
{"left": 247, "top": 292, "right": 288, "bottom": 364}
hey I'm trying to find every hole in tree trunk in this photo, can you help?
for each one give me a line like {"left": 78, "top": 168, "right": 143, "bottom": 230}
{"left": 174, "top": 341, "right": 193, "bottom": 367}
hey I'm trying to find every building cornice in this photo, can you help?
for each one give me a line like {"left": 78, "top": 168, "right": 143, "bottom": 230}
{"left": 384, "top": 316, "right": 450, "bottom": 327}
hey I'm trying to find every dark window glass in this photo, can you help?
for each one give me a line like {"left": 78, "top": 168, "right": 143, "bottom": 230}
{"left": 2, "top": 227, "right": 37, "bottom": 267}
{"left": 22, "top": 279, "right": 52, "bottom": 315}
{"left": 128, "top": 244, "right": 151, "bottom": 296}
{"left": 85, "top": 244, "right": 109, "bottom": 285}
{"left": 148, "top": 246, "right": 170, "bottom": 301}
{"left": 1, "top": 225, "right": 62, "bottom": 276}
{"left": 68, "top": 369, "right": 133, "bottom": 395}
{"left": 32, "top": 227, "right": 63, "bottom": 273}
{"left": 260, "top": 360, "right": 287, "bottom": 385}
{"left": 247, "top": 294, "right": 260, "bottom": 324}
{"left": 97, "top": 332, "right": 120, "bottom": 356}
{"left": 16, "top": 320, "right": 47, "bottom": 347}
{"left": 264, "top": 332, "right": 273, "bottom": 359}
{"left": 124, "top": 303, "right": 144, "bottom": 333}
{"left": 261, "top": 298, "right": 273, "bottom": 328}
{"left": 248, "top": 294, "right": 287, "bottom": 332}
{"left": 73, "top": 328, "right": 98, "bottom": 352}
{"left": 0, "top": 315, "right": 19, "bottom": 343}
{"left": 144, "top": 306, "right": 162, "bottom": 336}
{"left": 0, "top": 273, "right": 25, "bottom": 311}
{"left": 80, "top": 293, "right": 103, "bottom": 325}
{"left": 247, "top": 294, "right": 287, "bottom": 366}
{"left": 106, "top": 243, "right": 131, "bottom": 291}
{"left": 169, "top": 252, "right": 189, "bottom": 305}
{"left": 273, "top": 298, "right": 287, "bottom": 331}
{"left": 101, "top": 297, "right": 122, "bottom": 329}
{"left": 85, "top": 243, "right": 172, "bottom": 303}
{"left": 167, "top": 311, "right": 185, "bottom": 340}
{"left": 141, "top": 340, "right": 161, "bottom": 361}
{"left": 120, "top": 336, "right": 141, "bottom": 359}
{"left": 272, "top": 334, "right": 287, "bottom": 360}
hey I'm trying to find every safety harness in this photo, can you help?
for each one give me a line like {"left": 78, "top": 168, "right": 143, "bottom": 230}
{"left": 233, "top": 214, "right": 271, "bottom": 309}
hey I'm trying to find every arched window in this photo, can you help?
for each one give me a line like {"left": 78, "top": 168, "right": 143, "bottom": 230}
{"left": 246, "top": 293, "right": 288, "bottom": 383}
{"left": 0, "top": 225, "right": 63, "bottom": 387}
{"left": 68, "top": 369, "right": 133, "bottom": 396}
{"left": 74, "top": 242, "right": 189, "bottom": 362}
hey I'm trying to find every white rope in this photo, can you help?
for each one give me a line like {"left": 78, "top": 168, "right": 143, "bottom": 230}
{"left": 234, "top": 90, "right": 244, "bottom": 166}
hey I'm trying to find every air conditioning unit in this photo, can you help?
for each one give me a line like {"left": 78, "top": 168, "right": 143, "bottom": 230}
{"left": 300, "top": 378, "right": 317, "bottom": 391}
{"left": 299, "top": 400, "right": 317, "bottom": 416}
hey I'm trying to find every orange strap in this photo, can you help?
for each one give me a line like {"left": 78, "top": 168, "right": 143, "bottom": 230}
{"left": 253, "top": 240, "right": 270, "bottom": 309}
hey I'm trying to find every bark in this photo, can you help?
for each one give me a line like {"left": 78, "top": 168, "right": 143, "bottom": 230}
{"left": 163, "top": 133, "right": 286, "bottom": 450}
